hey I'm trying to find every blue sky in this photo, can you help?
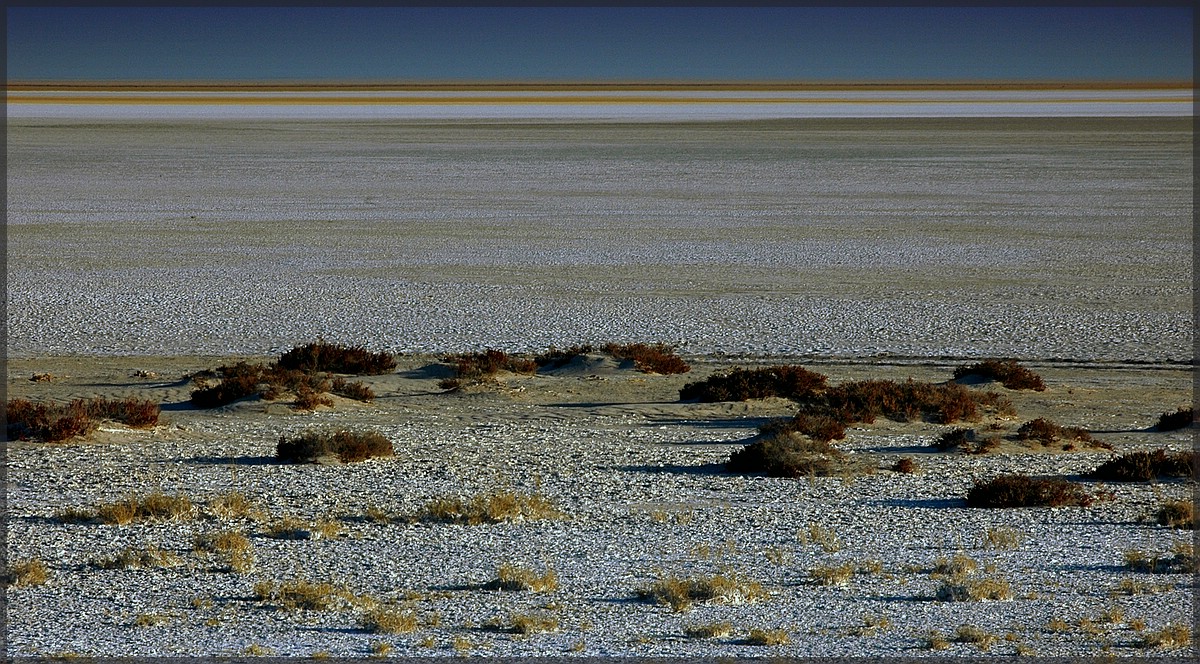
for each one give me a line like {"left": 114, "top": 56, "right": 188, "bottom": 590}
{"left": 6, "top": 6, "right": 1193, "bottom": 82}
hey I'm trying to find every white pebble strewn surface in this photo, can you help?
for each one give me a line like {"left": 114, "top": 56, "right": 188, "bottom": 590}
{"left": 5, "top": 117, "right": 1193, "bottom": 362}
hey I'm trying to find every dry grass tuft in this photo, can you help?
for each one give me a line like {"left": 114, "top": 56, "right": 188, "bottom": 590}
{"left": 684, "top": 622, "right": 733, "bottom": 639}
{"left": 1156, "top": 499, "right": 1194, "bottom": 529}
{"left": 93, "top": 545, "right": 183, "bottom": 570}
{"left": 95, "top": 492, "right": 195, "bottom": 525}
{"left": 360, "top": 606, "right": 419, "bottom": 634}
{"left": 637, "top": 572, "right": 768, "bottom": 612}
{"left": 746, "top": 628, "right": 791, "bottom": 646}
{"left": 257, "top": 579, "right": 350, "bottom": 611}
{"left": 412, "top": 491, "right": 563, "bottom": 525}
{"left": 487, "top": 612, "right": 560, "bottom": 635}
{"left": 1124, "top": 542, "right": 1197, "bottom": 574}
{"left": 5, "top": 558, "right": 50, "bottom": 586}
{"left": 797, "top": 523, "right": 843, "bottom": 553}
{"left": 936, "top": 576, "right": 1013, "bottom": 602}
{"left": 486, "top": 563, "right": 559, "bottom": 592}
{"left": 193, "top": 530, "right": 254, "bottom": 573}
{"left": 982, "top": 526, "right": 1025, "bottom": 549}
{"left": 954, "top": 625, "right": 999, "bottom": 650}
{"left": 810, "top": 562, "right": 855, "bottom": 586}
{"left": 1136, "top": 623, "right": 1192, "bottom": 649}
{"left": 207, "top": 491, "right": 263, "bottom": 521}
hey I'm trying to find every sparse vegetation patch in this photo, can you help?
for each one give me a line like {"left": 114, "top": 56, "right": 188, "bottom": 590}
{"left": 679, "top": 365, "right": 827, "bottom": 402}
{"left": 953, "top": 359, "right": 1046, "bottom": 391}
{"left": 600, "top": 342, "right": 690, "bottom": 374}
{"left": 727, "top": 431, "right": 872, "bottom": 478}
{"left": 637, "top": 572, "right": 768, "bottom": 612}
{"left": 1088, "top": 449, "right": 1195, "bottom": 481}
{"left": 965, "top": 475, "right": 1093, "bottom": 508}
{"left": 277, "top": 340, "right": 397, "bottom": 375}
{"left": 5, "top": 558, "right": 49, "bottom": 586}
{"left": 439, "top": 348, "right": 537, "bottom": 388}
{"left": 5, "top": 396, "right": 160, "bottom": 442}
{"left": 1154, "top": 407, "right": 1194, "bottom": 431}
{"left": 411, "top": 491, "right": 563, "bottom": 525}
{"left": 276, "top": 429, "right": 394, "bottom": 463}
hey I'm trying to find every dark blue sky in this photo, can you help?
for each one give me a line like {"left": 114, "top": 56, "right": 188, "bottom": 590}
{"left": 7, "top": 6, "right": 1193, "bottom": 82}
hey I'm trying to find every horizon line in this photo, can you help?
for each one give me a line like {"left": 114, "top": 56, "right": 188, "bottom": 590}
{"left": 8, "top": 80, "right": 1193, "bottom": 93}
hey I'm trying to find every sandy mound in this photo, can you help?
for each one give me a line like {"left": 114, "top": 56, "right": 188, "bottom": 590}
{"left": 538, "top": 353, "right": 631, "bottom": 377}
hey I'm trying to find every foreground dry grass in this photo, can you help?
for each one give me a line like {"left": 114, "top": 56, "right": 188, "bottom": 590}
{"left": 4, "top": 352, "right": 1195, "bottom": 657}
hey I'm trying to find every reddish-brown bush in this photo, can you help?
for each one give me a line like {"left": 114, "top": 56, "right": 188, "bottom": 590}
{"left": 966, "top": 475, "right": 1093, "bottom": 508}
{"left": 679, "top": 365, "right": 827, "bottom": 402}
{"left": 276, "top": 429, "right": 394, "bottom": 463}
{"left": 600, "top": 343, "right": 690, "bottom": 375}
{"left": 1088, "top": 449, "right": 1196, "bottom": 482}
{"left": 953, "top": 359, "right": 1046, "bottom": 391}
{"left": 801, "top": 379, "right": 1009, "bottom": 425}
{"left": 330, "top": 377, "right": 375, "bottom": 402}
{"left": 533, "top": 345, "right": 596, "bottom": 369}
{"left": 892, "top": 458, "right": 919, "bottom": 474}
{"left": 727, "top": 433, "right": 869, "bottom": 478}
{"left": 760, "top": 413, "right": 847, "bottom": 443}
{"left": 1155, "top": 408, "right": 1194, "bottom": 431}
{"left": 190, "top": 362, "right": 331, "bottom": 409}
{"left": 277, "top": 340, "right": 397, "bottom": 375}
{"left": 1016, "top": 418, "right": 1095, "bottom": 445}
{"left": 6, "top": 397, "right": 159, "bottom": 442}
{"left": 439, "top": 349, "right": 538, "bottom": 388}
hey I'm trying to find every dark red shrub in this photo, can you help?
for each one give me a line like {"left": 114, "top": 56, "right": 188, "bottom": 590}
{"left": 277, "top": 340, "right": 397, "bottom": 375}
{"left": 966, "top": 475, "right": 1093, "bottom": 508}
{"left": 953, "top": 359, "right": 1046, "bottom": 391}
{"left": 1088, "top": 449, "right": 1196, "bottom": 481}
{"left": 600, "top": 343, "right": 690, "bottom": 375}
{"left": 680, "top": 365, "right": 827, "bottom": 402}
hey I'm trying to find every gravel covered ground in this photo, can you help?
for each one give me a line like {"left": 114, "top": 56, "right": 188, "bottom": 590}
{"left": 4, "top": 117, "right": 1194, "bottom": 657}
{"left": 4, "top": 355, "right": 1195, "bottom": 658}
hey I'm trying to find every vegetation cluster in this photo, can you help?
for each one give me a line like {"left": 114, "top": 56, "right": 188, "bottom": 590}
{"left": 953, "top": 359, "right": 1046, "bottom": 391}
{"left": 5, "top": 397, "right": 160, "bottom": 442}
{"left": 679, "top": 365, "right": 827, "bottom": 402}
{"left": 276, "top": 429, "right": 395, "bottom": 464}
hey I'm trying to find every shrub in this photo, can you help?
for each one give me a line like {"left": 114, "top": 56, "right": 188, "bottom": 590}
{"left": 1088, "top": 449, "right": 1195, "bottom": 482}
{"left": 5, "top": 397, "right": 159, "bottom": 442}
{"left": 727, "top": 432, "right": 871, "bottom": 479}
{"left": 330, "top": 377, "right": 375, "bottom": 402}
{"left": 533, "top": 344, "right": 596, "bottom": 369}
{"left": 965, "top": 475, "right": 1093, "bottom": 508}
{"left": 892, "top": 458, "right": 918, "bottom": 474}
{"left": 439, "top": 349, "right": 537, "bottom": 388}
{"left": 936, "top": 576, "right": 1013, "bottom": 602}
{"left": 954, "top": 625, "right": 1000, "bottom": 649}
{"left": 93, "top": 545, "right": 183, "bottom": 570}
{"left": 5, "top": 558, "right": 49, "bottom": 586}
{"left": 931, "top": 427, "right": 999, "bottom": 453}
{"left": 637, "top": 573, "right": 768, "bottom": 612}
{"left": 190, "top": 362, "right": 332, "bottom": 409}
{"left": 276, "top": 429, "right": 394, "bottom": 463}
{"left": 1016, "top": 418, "right": 1096, "bottom": 447}
{"left": 1155, "top": 407, "right": 1194, "bottom": 431}
{"left": 1125, "top": 542, "right": 1197, "bottom": 574}
{"left": 1156, "top": 499, "right": 1194, "bottom": 529}
{"left": 759, "top": 413, "right": 846, "bottom": 443}
{"left": 679, "top": 365, "right": 827, "bottom": 402}
{"left": 794, "top": 379, "right": 1012, "bottom": 426}
{"left": 277, "top": 340, "right": 397, "bottom": 375}
{"left": 600, "top": 342, "right": 690, "bottom": 374}
{"left": 411, "top": 491, "right": 563, "bottom": 525}
{"left": 953, "top": 359, "right": 1046, "bottom": 391}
